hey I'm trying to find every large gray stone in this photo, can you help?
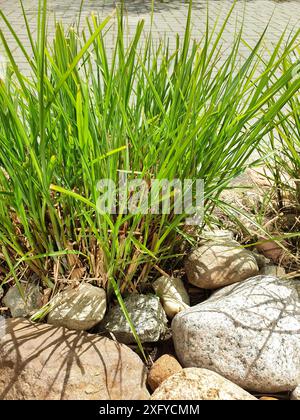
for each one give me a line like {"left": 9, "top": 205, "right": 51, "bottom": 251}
{"left": 101, "top": 294, "right": 168, "bottom": 344}
{"left": 172, "top": 276, "right": 300, "bottom": 393}
{"left": 3, "top": 284, "right": 42, "bottom": 318}
{"left": 0, "top": 319, "right": 149, "bottom": 400}
{"left": 151, "top": 368, "right": 257, "bottom": 400}
{"left": 47, "top": 283, "right": 107, "bottom": 331}
{"left": 185, "top": 239, "right": 259, "bottom": 289}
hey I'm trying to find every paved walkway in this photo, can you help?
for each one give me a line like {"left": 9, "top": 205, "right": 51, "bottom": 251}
{"left": 0, "top": 0, "right": 300, "bottom": 73}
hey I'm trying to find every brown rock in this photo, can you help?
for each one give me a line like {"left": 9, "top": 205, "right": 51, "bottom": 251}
{"left": 0, "top": 319, "right": 149, "bottom": 400}
{"left": 256, "top": 239, "right": 285, "bottom": 263}
{"left": 148, "top": 354, "right": 182, "bottom": 391}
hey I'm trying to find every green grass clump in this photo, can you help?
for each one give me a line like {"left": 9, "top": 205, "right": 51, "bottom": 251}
{"left": 0, "top": 0, "right": 299, "bottom": 303}
{"left": 263, "top": 45, "right": 300, "bottom": 209}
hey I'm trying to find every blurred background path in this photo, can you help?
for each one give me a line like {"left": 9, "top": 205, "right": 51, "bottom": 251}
{"left": 0, "top": 1, "right": 299, "bottom": 74}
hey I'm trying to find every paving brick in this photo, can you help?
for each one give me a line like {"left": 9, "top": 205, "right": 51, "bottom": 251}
{"left": 0, "top": 0, "right": 299, "bottom": 75}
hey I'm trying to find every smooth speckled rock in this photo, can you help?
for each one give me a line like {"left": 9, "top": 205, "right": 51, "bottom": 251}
{"left": 172, "top": 276, "right": 300, "bottom": 393}
{"left": 47, "top": 283, "right": 106, "bottom": 331}
{"left": 153, "top": 276, "right": 190, "bottom": 318}
{"left": 0, "top": 319, "right": 149, "bottom": 400}
{"left": 150, "top": 368, "right": 257, "bottom": 400}
{"left": 185, "top": 239, "right": 259, "bottom": 289}
{"left": 101, "top": 294, "right": 168, "bottom": 344}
